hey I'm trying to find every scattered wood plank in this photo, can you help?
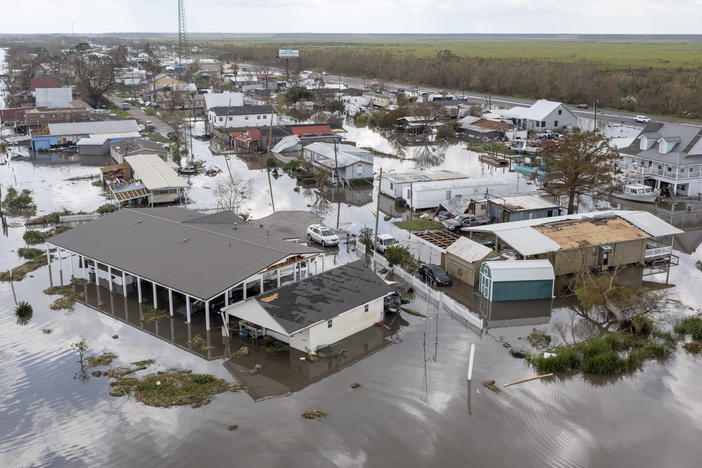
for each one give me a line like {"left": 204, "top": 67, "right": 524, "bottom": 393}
{"left": 504, "top": 373, "right": 553, "bottom": 387}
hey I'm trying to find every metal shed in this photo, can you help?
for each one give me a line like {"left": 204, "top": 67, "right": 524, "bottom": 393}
{"left": 445, "top": 237, "right": 497, "bottom": 287}
{"left": 479, "top": 260, "right": 554, "bottom": 302}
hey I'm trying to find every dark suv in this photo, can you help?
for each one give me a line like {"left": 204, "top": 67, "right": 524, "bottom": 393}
{"left": 419, "top": 264, "right": 452, "bottom": 287}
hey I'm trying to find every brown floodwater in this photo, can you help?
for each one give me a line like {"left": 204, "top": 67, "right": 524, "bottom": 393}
{"left": 2, "top": 253, "right": 702, "bottom": 467}
{"left": 3, "top": 47, "right": 702, "bottom": 467}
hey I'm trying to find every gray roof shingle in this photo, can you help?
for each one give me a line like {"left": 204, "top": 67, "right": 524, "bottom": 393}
{"left": 255, "top": 260, "right": 393, "bottom": 334}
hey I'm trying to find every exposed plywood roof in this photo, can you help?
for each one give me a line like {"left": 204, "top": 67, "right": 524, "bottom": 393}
{"left": 533, "top": 217, "right": 648, "bottom": 249}
{"left": 412, "top": 229, "right": 460, "bottom": 249}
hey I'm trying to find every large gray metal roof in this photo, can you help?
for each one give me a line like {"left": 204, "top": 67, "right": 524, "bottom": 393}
{"left": 48, "top": 207, "right": 320, "bottom": 300}
{"left": 49, "top": 120, "right": 140, "bottom": 136}
{"left": 252, "top": 260, "right": 393, "bottom": 334}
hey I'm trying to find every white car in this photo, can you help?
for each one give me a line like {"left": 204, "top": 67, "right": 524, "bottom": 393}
{"left": 306, "top": 224, "right": 339, "bottom": 247}
{"left": 635, "top": 115, "right": 651, "bottom": 124}
{"left": 374, "top": 234, "right": 399, "bottom": 254}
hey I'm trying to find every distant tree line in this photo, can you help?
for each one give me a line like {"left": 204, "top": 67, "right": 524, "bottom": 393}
{"left": 214, "top": 44, "right": 702, "bottom": 119}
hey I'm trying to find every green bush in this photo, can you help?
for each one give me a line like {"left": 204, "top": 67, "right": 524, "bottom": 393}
{"left": 96, "top": 204, "right": 118, "bottom": 214}
{"left": 285, "top": 86, "right": 312, "bottom": 104}
{"left": 284, "top": 160, "right": 300, "bottom": 172}
{"left": 394, "top": 197, "right": 407, "bottom": 209}
{"left": 18, "top": 248, "right": 43, "bottom": 260}
{"left": 385, "top": 245, "right": 419, "bottom": 274}
{"left": 2, "top": 187, "right": 36, "bottom": 214}
{"left": 529, "top": 328, "right": 673, "bottom": 376}
{"left": 23, "top": 230, "right": 47, "bottom": 245}
{"left": 15, "top": 301, "right": 33, "bottom": 318}
{"left": 191, "top": 374, "right": 216, "bottom": 385}
{"left": 436, "top": 121, "right": 461, "bottom": 140}
{"left": 675, "top": 314, "right": 702, "bottom": 340}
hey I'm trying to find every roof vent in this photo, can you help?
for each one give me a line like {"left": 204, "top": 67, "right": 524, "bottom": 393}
{"left": 233, "top": 222, "right": 238, "bottom": 230}
{"left": 182, "top": 238, "right": 188, "bottom": 243}
{"left": 137, "top": 220, "right": 142, "bottom": 224}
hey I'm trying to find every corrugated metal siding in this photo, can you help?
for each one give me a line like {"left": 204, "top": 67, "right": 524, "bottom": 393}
{"left": 492, "top": 280, "right": 553, "bottom": 302}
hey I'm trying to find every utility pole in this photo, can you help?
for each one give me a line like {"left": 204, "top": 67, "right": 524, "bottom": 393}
{"left": 334, "top": 137, "right": 340, "bottom": 188}
{"left": 266, "top": 104, "right": 276, "bottom": 212}
{"left": 593, "top": 100, "right": 598, "bottom": 130}
{"left": 373, "top": 167, "right": 383, "bottom": 272}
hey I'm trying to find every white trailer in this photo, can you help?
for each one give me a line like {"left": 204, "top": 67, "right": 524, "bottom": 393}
{"left": 404, "top": 178, "right": 509, "bottom": 210}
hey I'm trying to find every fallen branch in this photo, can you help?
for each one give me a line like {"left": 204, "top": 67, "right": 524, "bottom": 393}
{"left": 504, "top": 373, "right": 553, "bottom": 387}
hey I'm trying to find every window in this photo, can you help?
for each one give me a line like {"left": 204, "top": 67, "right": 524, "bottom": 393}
{"left": 218, "top": 117, "right": 223, "bottom": 122}
{"left": 327, "top": 320, "right": 333, "bottom": 328}
{"left": 245, "top": 116, "right": 249, "bottom": 120}
{"left": 364, "top": 304, "right": 369, "bottom": 312}
{"left": 541, "top": 121, "right": 546, "bottom": 128}
{"left": 558, "top": 109, "right": 562, "bottom": 115}
{"left": 390, "top": 182, "right": 394, "bottom": 190}
{"left": 554, "top": 120, "right": 558, "bottom": 127}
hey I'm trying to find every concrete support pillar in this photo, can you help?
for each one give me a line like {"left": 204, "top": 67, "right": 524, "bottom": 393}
{"left": 58, "top": 248, "right": 64, "bottom": 285}
{"left": 122, "top": 271, "right": 127, "bottom": 297}
{"left": 306, "top": 261, "right": 310, "bottom": 278}
{"left": 168, "top": 289, "right": 174, "bottom": 316}
{"left": 107, "top": 265, "right": 113, "bottom": 292}
{"left": 152, "top": 282, "right": 158, "bottom": 308}
{"left": 322, "top": 254, "right": 326, "bottom": 272}
{"left": 137, "top": 277, "right": 142, "bottom": 303}
{"left": 260, "top": 276, "right": 264, "bottom": 294}
{"left": 276, "top": 269, "right": 281, "bottom": 287}
{"left": 225, "top": 290, "right": 229, "bottom": 307}
{"left": 93, "top": 260, "right": 98, "bottom": 284}
{"left": 45, "top": 243, "right": 53, "bottom": 285}
{"left": 293, "top": 263, "right": 297, "bottom": 282}
{"left": 205, "top": 300, "right": 210, "bottom": 331}
{"left": 69, "top": 251, "right": 74, "bottom": 279}
{"left": 186, "top": 296, "right": 191, "bottom": 323}
{"left": 243, "top": 281, "right": 247, "bottom": 300}
{"left": 315, "top": 259, "right": 318, "bottom": 275}
{"left": 82, "top": 256, "right": 88, "bottom": 280}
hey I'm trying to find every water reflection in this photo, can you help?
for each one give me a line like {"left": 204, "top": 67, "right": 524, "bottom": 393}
{"left": 223, "top": 314, "right": 409, "bottom": 401}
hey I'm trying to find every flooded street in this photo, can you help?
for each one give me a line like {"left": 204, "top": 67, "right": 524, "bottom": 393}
{"left": 3, "top": 47, "right": 702, "bottom": 467}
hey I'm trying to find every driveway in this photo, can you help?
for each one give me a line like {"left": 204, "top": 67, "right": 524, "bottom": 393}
{"left": 105, "top": 93, "right": 174, "bottom": 134}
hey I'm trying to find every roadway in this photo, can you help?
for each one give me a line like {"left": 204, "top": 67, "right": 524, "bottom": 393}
{"left": 105, "top": 93, "right": 174, "bottom": 134}
{"left": 253, "top": 63, "right": 702, "bottom": 130}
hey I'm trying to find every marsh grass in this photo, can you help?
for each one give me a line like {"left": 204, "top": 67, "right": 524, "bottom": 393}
{"left": 529, "top": 318, "right": 674, "bottom": 375}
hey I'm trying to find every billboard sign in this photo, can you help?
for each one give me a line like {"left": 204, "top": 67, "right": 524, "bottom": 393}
{"left": 278, "top": 49, "right": 299, "bottom": 58}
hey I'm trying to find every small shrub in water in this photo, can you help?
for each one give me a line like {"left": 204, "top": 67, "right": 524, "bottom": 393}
{"left": 675, "top": 315, "right": 702, "bottom": 341}
{"left": 15, "top": 301, "right": 33, "bottom": 318}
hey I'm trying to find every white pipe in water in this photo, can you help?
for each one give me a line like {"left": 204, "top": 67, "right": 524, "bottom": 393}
{"left": 467, "top": 343, "right": 476, "bottom": 381}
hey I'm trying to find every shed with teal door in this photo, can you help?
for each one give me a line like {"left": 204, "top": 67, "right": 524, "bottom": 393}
{"left": 479, "top": 260, "right": 554, "bottom": 302}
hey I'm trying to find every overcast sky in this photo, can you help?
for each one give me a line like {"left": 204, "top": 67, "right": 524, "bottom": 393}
{"left": 7, "top": 0, "right": 702, "bottom": 35}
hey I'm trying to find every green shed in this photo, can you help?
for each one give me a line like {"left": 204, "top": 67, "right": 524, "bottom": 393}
{"left": 479, "top": 260, "right": 554, "bottom": 302}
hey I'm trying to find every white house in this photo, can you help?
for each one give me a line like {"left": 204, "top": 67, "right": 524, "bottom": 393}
{"left": 124, "top": 153, "right": 188, "bottom": 204}
{"left": 362, "top": 92, "right": 397, "bottom": 108}
{"left": 381, "top": 169, "right": 470, "bottom": 199}
{"left": 303, "top": 142, "right": 374, "bottom": 184}
{"left": 619, "top": 122, "right": 702, "bottom": 197}
{"left": 406, "top": 178, "right": 509, "bottom": 210}
{"left": 208, "top": 105, "right": 277, "bottom": 128}
{"left": 504, "top": 99, "right": 577, "bottom": 131}
{"left": 223, "top": 260, "right": 393, "bottom": 354}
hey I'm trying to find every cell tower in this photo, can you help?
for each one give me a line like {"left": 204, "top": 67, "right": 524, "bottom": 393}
{"left": 177, "top": 0, "right": 188, "bottom": 65}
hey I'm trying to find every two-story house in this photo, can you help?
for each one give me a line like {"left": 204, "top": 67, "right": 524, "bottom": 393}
{"left": 207, "top": 105, "right": 277, "bottom": 129}
{"left": 619, "top": 122, "right": 702, "bottom": 197}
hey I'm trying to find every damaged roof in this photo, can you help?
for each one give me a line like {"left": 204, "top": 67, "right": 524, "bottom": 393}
{"left": 252, "top": 260, "right": 393, "bottom": 334}
{"left": 466, "top": 210, "right": 682, "bottom": 256}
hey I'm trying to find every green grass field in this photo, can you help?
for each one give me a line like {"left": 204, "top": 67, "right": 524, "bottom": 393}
{"left": 208, "top": 38, "right": 702, "bottom": 69}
